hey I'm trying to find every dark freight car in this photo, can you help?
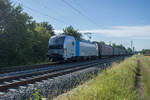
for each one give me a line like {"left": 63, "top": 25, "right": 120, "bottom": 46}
{"left": 97, "top": 43, "right": 113, "bottom": 58}
{"left": 113, "top": 47, "right": 119, "bottom": 56}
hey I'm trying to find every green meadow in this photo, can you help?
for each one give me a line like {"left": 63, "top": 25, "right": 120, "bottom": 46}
{"left": 55, "top": 55, "right": 150, "bottom": 100}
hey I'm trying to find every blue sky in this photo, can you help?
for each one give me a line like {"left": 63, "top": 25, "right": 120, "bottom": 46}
{"left": 11, "top": 0, "right": 150, "bottom": 51}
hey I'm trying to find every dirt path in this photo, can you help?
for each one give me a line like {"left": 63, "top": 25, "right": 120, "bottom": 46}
{"left": 135, "top": 59, "right": 146, "bottom": 100}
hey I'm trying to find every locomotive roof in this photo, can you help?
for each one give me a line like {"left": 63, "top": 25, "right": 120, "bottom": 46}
{"left": 53, "top": 35, "right": 96, "bottom": 44}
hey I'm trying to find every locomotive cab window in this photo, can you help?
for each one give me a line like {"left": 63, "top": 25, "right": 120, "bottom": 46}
{"left": 49, "top": 36, "right": 65, "bottom": 49}
{"left": 49, "top": 36, "right": 65, "bottom": 45}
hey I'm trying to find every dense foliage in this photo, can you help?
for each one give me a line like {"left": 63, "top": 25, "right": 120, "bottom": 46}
{"left": 99, "top": 41, "right": 105, "bottom": 44}
{"left": 62, "top": 26, "right": 82, "bottom": 39}
{"left": 112, "top": 43, "right": 126, "bottom": 50}
{"left": 140, "top": 49, "right": 150, "bottom": 55}
{"left": 0, "top": 0, "right": 55, "bottom": 67}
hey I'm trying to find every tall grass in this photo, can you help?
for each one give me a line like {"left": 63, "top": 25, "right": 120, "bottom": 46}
{"left": 139, "top": 56, "right": 150, "bottom": 100}
{"left": 55, "top": 56, "right": 139, "bottom": 100}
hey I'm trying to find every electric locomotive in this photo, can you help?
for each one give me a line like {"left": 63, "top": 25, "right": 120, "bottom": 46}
{"left": 48, "top": 35, "right": 98, "bottom": 61}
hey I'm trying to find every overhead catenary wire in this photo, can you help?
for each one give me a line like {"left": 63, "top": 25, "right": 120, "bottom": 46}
{"left": 16, "top": 0, "right": 100, "bottom": 28}
{"left": 30, "top": 0, "right": 70, "bottom": 25}
{"left": 70, "top": 0, "right": 87, "bottom": 12}
{"left": 61, "top": 0, "right": 100, "bottom": 28}
{"left": 17, "top": 0, "right": 68, "bottom": 25}
{"left": 15, "top": 0, "right": 101, "bottom": 29}
{"left": 24, "top": 5, "right": 68, "bottom": 25}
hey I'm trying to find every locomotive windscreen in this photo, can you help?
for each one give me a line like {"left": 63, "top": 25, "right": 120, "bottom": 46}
{"left": 49, "top": 36, "right": 65, "bottom": 45}
{"left": 49, "top": 36, "right": 65, "bottom": 49}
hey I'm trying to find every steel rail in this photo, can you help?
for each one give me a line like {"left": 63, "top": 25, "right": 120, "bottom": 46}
{"left": 0, "top": 60, "right": 99, "bottom": 83}
{"left": 0, "top": 63, "right": 59, "bottom": 74}
{"left": 0, "top": 57, "right": 116, "bottom": 74}
{"left": 0, "top": 58, "right": 118, "bottom": 92}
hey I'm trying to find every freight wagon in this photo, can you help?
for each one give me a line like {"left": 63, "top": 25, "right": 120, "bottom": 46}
{"left": 113, "top": 47, "right": 120, "bottom": 56}
{"left": 97, "top": 43, "right": 113, "bottom": 58}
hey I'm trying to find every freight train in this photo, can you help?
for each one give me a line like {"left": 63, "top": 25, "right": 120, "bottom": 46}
{"left": 47, "top": 35, "right": 131, "bottom": 61}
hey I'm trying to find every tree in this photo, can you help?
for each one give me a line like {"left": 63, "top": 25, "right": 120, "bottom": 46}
{"left": 36, "top": 22, "right": 55, "bottom": 36}
{"left": 112, "top": 43, "right": 126, "bottom": 50}
{"left": 99, "top": 41, "right": 105, "bottom": 44}
{"left": 140, "top": 49, "right": 150, "bottom": 55}
{"left": 32, "top": 22, "right": 55, "bottom": 61}
{"left": 127, "top": 47, "right": 132, "bottom": 52}
{"left": 0, "top": 0, "right": 12, "bottom": 33}
{"left": 112, "top": 43, "right": 117, "bottom": 47}
{"left": 0, "top": 0, "right": 55, "bottom": 67}
{"left": 62, "top": 26, "right": 82, "bottom": 39}
{"left": 0, "top": 0, "right": 32, "bottom": 66}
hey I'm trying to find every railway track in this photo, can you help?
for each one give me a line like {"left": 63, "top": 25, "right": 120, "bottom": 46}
{"left": 0, "top": 59, "right": 97, "bottom": 74}
{"left": 0, "top": 62, "right": 60, "bottom": 74}
{"left": 0, "top": 57, "right": 123, "bottom": 92}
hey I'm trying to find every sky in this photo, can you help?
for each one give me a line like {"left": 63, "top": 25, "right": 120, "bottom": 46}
{"left": 11, "top": 0, "right": 150, "bottom": 51}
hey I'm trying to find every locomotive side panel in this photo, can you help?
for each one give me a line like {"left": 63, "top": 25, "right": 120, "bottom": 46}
{"left": 79, "top": 41, "right": 98, "bottom": 57}
{"left": 64, "top": 36, "right": 76, "bottom": 60}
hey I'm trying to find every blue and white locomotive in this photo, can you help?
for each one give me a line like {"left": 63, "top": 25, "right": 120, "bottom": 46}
{"left": 48, "top": 35, "right": 98, "bottom": 61}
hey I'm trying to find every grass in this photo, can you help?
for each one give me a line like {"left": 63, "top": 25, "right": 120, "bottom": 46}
{"left": 139, "top": 56, "right": 150, "bottom": 100}
{"left": 54, "top": 56, "right": 140, "bottom": 100}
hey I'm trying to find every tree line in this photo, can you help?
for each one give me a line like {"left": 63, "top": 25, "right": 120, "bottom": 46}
{"left": 0, "top": 0, "right": 55, "bottom": 67}
{"left": 140, "top": 49, "right": 150, "bottom": 56}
